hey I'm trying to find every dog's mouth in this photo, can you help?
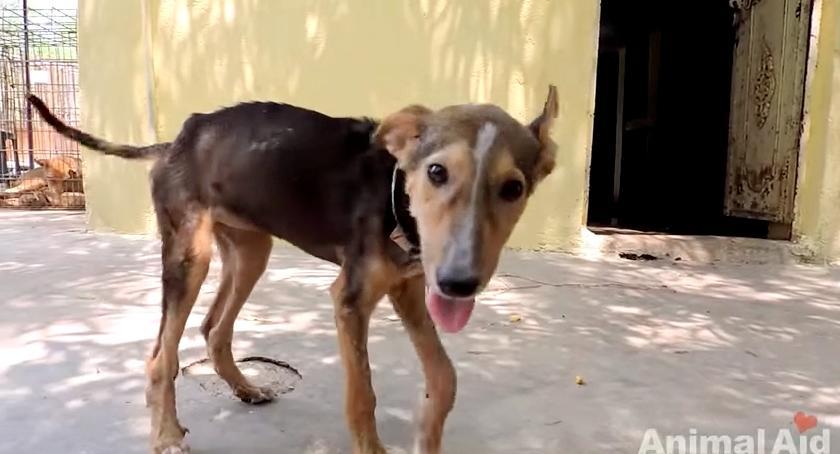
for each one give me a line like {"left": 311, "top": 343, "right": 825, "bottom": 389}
{"left": 426, "top": 289, "right": 476, "bottom": 333}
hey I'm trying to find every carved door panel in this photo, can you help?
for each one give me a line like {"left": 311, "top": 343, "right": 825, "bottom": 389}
{"left": 725, "top": 0, "right": 812, "bottom": 223}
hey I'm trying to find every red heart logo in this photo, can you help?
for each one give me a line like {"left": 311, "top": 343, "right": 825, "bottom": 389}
{"left": 794, "top": 411, "right": 818, "bottom": 433}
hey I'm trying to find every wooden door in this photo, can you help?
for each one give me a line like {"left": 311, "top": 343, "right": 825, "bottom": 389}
{"left": 725, "top": 0, "right": 813, "bottom": 223}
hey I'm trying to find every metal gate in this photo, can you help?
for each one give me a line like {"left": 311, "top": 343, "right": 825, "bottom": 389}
{"left": 0, "top": 2, "right": 81, "bottom": 209}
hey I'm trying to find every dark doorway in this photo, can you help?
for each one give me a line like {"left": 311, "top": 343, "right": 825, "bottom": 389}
{"left": 588, "top": 0, "right": 770, "bottom": 237}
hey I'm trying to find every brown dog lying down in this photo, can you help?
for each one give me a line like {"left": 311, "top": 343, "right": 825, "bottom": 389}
{"left": 28, "top": 87, "right": 557, "bottom": 454}
{"left": 2, "top": 156, "right": 83, "bottom": 206}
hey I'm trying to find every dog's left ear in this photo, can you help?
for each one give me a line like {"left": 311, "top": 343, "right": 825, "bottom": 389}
{"left": 528, "top": 85, "right": 559, "bottom": 183}
{"left": 374, "top": 105, "right": 432, "bottom": 167}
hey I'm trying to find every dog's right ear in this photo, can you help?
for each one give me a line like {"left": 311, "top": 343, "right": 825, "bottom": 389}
{"left": 527, "top": 85, "right": 559, "bottom": 184}
{"left": 374, "top": 105, "right": 432, "bottom": 166}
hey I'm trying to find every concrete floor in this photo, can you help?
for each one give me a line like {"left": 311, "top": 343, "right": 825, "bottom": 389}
{"left": 1, "top": 211, "right": 839, "bottom": 453}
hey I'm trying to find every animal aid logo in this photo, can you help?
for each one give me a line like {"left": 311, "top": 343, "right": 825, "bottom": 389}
{"left": 637, "top": 412, "right": 831, "bottom": 454}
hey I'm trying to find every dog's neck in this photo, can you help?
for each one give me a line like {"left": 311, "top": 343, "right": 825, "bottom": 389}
{"left": 390, "top": 164, "right": 420, "bottom": 255}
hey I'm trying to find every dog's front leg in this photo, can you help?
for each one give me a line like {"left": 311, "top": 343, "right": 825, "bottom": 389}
{"left": 389, "top": 276, "right": 456, "bottom": 454}
{"left": 330, "top": 266, "right": 387, "bottom": 454}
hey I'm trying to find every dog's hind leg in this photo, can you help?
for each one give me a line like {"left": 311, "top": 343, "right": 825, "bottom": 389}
{"left": 388, "top": 276, "right": 456, "bottom": 454}
{"left": 146, "top": 207, "right": 213, "bottom": 454}
{"left": 199, "top": 226, "right": 233, "bottom": 349}
{"left": 203, "top": 224, "right": 274, "bottom": 404}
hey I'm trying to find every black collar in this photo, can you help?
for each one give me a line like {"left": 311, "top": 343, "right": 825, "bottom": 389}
{"left": 391, "top": 165, "right": 421, "bottom": 254}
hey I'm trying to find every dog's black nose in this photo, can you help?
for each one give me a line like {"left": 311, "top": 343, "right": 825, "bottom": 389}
{"left": 436, "top": 271, "right": 480, "bottom": 297}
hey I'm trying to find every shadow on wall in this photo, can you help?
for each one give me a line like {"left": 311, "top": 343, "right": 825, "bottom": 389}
{"left": 77, "top": 1, "right": 157, "bottom": 233}
{"left": 147, "top": 0, "right": 557, "bottom": 123}
{"left": 78, "top": 0, "right": 600, "bottom": 246}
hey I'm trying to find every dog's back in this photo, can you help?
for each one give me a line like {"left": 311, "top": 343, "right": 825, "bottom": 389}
{"left": 147, "top": 101, "right": 392, "bottom": 255}
{"left": 29, "top": 95, "right": 396, "bottom": 261}
{"left": 26, "top": 89, "right": 559, "bottom": 454}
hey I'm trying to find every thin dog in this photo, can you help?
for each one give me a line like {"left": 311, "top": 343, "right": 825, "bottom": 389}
{"left": 28, "top": 87, "right": 558, "bottom": 454}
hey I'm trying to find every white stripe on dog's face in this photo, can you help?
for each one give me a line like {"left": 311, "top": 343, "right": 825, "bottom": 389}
{"left": 471, "top": 121, "right": 498, "bottom": 208}
{"left": 474, "top": 122, "right": 498, "bottom": 160}
{"left": 441, "top": 121, "right": 498, "bottom": 276}
{"left": 404, "top": 109, "right": 538, "bottom": 298}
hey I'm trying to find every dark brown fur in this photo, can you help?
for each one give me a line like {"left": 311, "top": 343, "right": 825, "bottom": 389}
{"left": 28, "top": 87, "right": 557, "bottom": 454}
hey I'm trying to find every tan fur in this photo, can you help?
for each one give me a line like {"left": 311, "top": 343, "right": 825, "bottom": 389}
{"left": 530, "top": 87, "right": 559, "bottom": 181}
{"left": 146, "top": 211, "right": 213, "bottom": 454}
{"left": 376, "top": 86, "right": 559, "bottom": 295}
{"left": 201, "top": 225, "right": 275, "bottom": 403}
{"left": 31, "top": 86, "right": 557, "bottom": 454}
{"left": 477, "top": 151, "right": 528, "bottom": 281}
{"left": 363, "top": 87, "right": 557, "bottom": 452}
{"left": 3, "top": 156, "right": 83, "bottom": 206}
{"left": 404, "top": 142, "right": 473, "bottom": 283}
{"left": 374, "top": 105, "right": 433, "bottom": 165}
{"left": 330, "top": 251, "right": 406, "bottom": 453}
{"left": 388, "top": 276, "right": 455, "bottom": 454}
{"left": 38, "top": 156, "right": 83, "bottom": 195}
{"left": 409, "top": 147, "right": 529, "bottom": 288}
{"left": 3, "top": 167, "right": 48, "bottom": 194}
{"left": 146, "top": 87, "right": 556, "bottom": 454}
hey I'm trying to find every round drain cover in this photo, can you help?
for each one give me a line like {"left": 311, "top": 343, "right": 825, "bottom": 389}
{"left": 182, "top": 356, "right": 301, "bottom": 399}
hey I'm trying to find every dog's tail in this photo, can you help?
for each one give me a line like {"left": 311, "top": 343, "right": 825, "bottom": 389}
{"left": 27, "top": 95, "right": 168, "bottom": 160}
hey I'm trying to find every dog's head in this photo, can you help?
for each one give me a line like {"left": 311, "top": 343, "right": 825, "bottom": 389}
{"left": 375, "top": 86, "right": 558, "bottom": 333}
{"left": 36, "top": 156, "right": 82, "bottom": 181}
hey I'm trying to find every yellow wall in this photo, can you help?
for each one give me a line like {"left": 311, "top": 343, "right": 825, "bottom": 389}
{"left": 78, "top": 1, "right": 157, "bottom": 233}
{"left": 78, "top": 0, "right": 600, "bottom": 250}
{"left": 793, "top": 0, "right": 840, "bottom": 262}
{"left": 78, "top": 0, "right": 840, "bottom": 260}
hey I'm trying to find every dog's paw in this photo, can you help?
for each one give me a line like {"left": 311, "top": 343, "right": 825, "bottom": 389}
{"left": 354, "top": 443, "right": 388, "bottom": 454}
{"left": 412, "top": 437, "right": 442, "bottom": 454}
{"left": 235, "top": 384, "right": 276, "bottom": 404}
{"left": 155, "top": 440, "right": 190, "bottom": 454}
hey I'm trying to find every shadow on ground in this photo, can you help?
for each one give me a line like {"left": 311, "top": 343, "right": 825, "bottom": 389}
{"left": 1, "top": 211, "right": 838, "bottom": 453}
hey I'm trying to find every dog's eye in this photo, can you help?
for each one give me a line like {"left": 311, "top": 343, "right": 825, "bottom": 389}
{"left": 427, "top": 163, "right": 448, "bottom": 186}
{"left": 499, "top": 179, "right": 524, "bottom": 201}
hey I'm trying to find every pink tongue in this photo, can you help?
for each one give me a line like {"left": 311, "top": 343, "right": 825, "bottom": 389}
{"left": 426, "top": 291, "right": 476, "bottom": 333}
